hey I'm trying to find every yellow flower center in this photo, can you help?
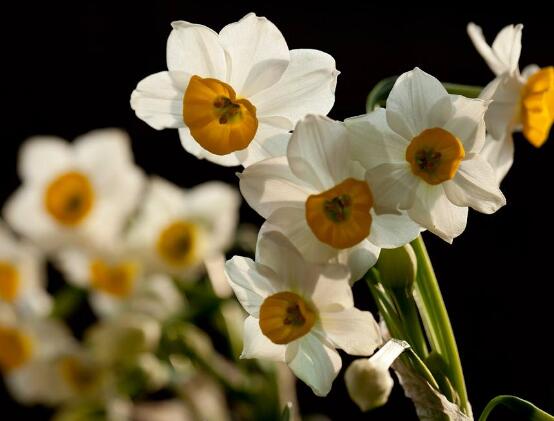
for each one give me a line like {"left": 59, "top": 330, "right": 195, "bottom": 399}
{"left": 0, "top": 325, "right": 34, "bottom": 372}
{"left": 90, "top": 260, "right": 138, "bottom": 298}
{"left": 0, "top": 261, "right": 20, "bottom": 302}
{"left": 521, "top": 66, "right": 554, "bottom": 147}
{"left": 183, "top": 75, "right": 258, "bottom": 155}
{"left": 406, "top": 127, "right": 465, "bottom": 185}
{"left": 259, "top": 291, "right": 317, "bottom": 345}
{"left": 58, "top": 356, "right": 98, "bottom": 393}
{"left": 156, "top": 220, "right": 197, "bottom": 268}
{"left": 305, "top": 178, "right": 373, "bottom": 249}
{"left": 44, "top": 171, "right": 95, "bottom": 226}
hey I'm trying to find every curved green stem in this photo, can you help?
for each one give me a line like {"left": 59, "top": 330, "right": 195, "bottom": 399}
{"left": 479, "top": 395, "right": 554, "bottom": 421}
{"left": 411, "top": 235, "right": 470, "bottom": 415}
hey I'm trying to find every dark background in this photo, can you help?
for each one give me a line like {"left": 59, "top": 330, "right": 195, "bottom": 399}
{"left": 1, "top": 2, "right": 553, "bottom": 420}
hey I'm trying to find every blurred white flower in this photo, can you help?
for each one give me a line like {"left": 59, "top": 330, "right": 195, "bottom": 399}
{"left": 468, "top": 23, "right": 553, "bottom": 181}
{"left": 240, "top": 115, "right": 420, "bottom": 282}
{"left": 131, "top": 13, "right": 338, "bottom": 167}
{"left": 346, "top": 68, "right": 506, "bottom": 243}
{"left": 2, "top": 129, "right": 144, "bottom": 252}
{"left": 126, "top": 177, "right": 239, "bottom": 279}
{"left": 0, "top": 221, "right": 51, "bottom": 317}
{"left": 225, "top": 231, "right": 382, "bottom": 396}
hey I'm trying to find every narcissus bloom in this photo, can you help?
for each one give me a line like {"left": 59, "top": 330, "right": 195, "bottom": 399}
{"left": 131, "top": 13, "right": 338, "bottom": 167}
{"left": 239, "top": 115, "right": 420, "bottom": 282}
{"left": 346, "top": 68, "right": 506, "bottom": 243}
{"left": 3, "top": 130, "right": 144, "bottom": 252}
{"left": 0, "top": 222, "right": 51, "bottom": 316}
{"left": 468, "top": 23, "right": 554, "bottom": 181}
{"left": 126, "top": 178, "right": 239, "bottom": 278}
{"left": 225, "top": 232, "right": 381, "bottom": 396}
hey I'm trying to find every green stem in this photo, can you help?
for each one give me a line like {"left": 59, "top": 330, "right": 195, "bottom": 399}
{"left": 442, "top": 83, "right": 482, "bottom": 98}
{"left": 411, "top": 235, "right": 470, "bottom": 415}
{"left": 479, "top": 395, "right": 554, "bottom": 421}
{"left": 392, "top": 289, "right": 429, "bottom": 358}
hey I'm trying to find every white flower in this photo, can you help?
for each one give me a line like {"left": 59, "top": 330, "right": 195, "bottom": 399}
{"left": 126, "top": 177, "right": 239, "bottom": 279}
{"left": 0, "top": 221, "right": 51, "bottom": 317}
{"left": 56, "top": 246, "right": 183, "bottom": 320}
{"left": 468, "top": 23, "right": 554, "bottom": 181}
{"left": 239, "top": 114, "right": 420, "bottom": 282}
{"left": 224, "top": 231, "right": 382, "bottom": 396}
{"left": 2, "top": 129, "right": 144, "bottom": 252}
{"left": 0, "top": 304, "right": 77, "bottom": 404}
{"left": 131, "top": 12, "right": 338, "bottom": 167}
{"left": 346, "top": 68, "right": 506, "bottom": 243}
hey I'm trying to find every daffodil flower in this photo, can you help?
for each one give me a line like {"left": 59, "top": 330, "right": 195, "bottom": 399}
{"left": 239, "top": 115, "right": 421, "bottom": 282}
{"left": 346, "top": 68, "right": 506, "bottom": 243}
{"left": 224, "top": 231, "right": 381, "bottom": 396}
{"left": 0, "top": 221, "right": 51, "bottom": 317}
{"left": 126, "top": 178, "right": 239, "bottom": 279}
{"left": 131, "top": 13, "right": 338, "bottom": 167}
{"left": 468, "top": 23, "right": 554, "bottom": 181}
{"left": 2, "top": 129, "right": 144, "bottom": 252}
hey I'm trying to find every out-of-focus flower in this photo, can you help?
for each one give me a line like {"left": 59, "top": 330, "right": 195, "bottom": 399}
{"left": 127, "top": 178, "right": 239, "bottom": 279}
{"left": 131, "top": 13, "right": 338, "bottom": 167}
{"left": 468, "top": 23, "right": 553, "bottom": 181}
{"left": 131, "top": 400, "right": 193, "bottom": 421}
{"left": 0, "top": 221, "right": 51, "bottom": 317}
{"left": 225, "top": 231, "right": 382, "bottom": 396}
{"left": 2, "top": 129, "right": 144, "bottom": 252}
{"left": 240, "top": 115, "right": 420, "bottom": 282}
{"left": 346, "top": 68, "right": 506, "bottom": 243}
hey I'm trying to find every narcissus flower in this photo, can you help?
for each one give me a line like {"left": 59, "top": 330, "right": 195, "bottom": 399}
{"left": 239, "top": 115, "right": 420, "bottom": 282}
{"left": 3, "top": 129, "right": 144, "bottom": 252}
{"left": 225, "top": 231, "right": 382, "bottom": 396}
{"left": 126, "top": 178, "right": 239, "bottom": 278}
{"left": 346, "top": 68, "right": 506, "bottom": 243}
{"left": 131, "top": 13, "right": 338, "bottom": 167}
{"left": 0, "top": 222, "right": 51, "bottom": 316}
{"left": 468, "top": 23, "right": 554, "bottom": 181}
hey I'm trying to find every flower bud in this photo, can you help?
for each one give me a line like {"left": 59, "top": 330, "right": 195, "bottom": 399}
{"left": 376, "top": 244, "right": 417, "bottom": 290}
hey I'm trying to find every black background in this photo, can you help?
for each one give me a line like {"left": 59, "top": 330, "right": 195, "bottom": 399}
{"left": 1, "top": 2, "right": 553, "bottom": 420}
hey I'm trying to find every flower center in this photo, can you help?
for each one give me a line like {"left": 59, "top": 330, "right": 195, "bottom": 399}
{"left": 0, "top": 325, "right": 34, "bottom": 372}
{"left": 44, "top": 171, "right": 95, "bottom": 226}
{"left": 521, "top": 66, "right": 554, "bottom": 147}
{"left": 0, "top": 261, "right": 20, "bottom": 302}
{"left": 90, "top": 260, "right": 138, "bottom": 298}
{"left": 156, "top": 220, "right": 197, "bottom": 267}
{"left": 58, "top": 356, "right": 98, "bottom": 393}
{"left": 183, "top": 75, "right": 258, "bottom": 155}
{"left": 259, "top": 291, "right": 316, "bottom": 344}
{"left": 305, "top": 178, "right": 373, "bottom": 249}
{"left": 406, "top": 127, "right": 465, "bottom": 185}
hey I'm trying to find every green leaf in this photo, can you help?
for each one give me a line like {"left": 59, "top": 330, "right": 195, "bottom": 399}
{"left": 479, "top": 395, "right": 554, "bottom": 421}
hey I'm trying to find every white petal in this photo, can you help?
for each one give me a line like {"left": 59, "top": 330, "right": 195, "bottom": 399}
{"left": 443, "top": 157, "right": 506, "bottom": 214}
{"left": 167, "top": 21, "right": 227, "bottom": 79}
{"left": 219, "top": 13, "right": 289, "bottom": 95}
{"left": 443, "top": 95, "right": 488, "bottom": 154}
{"left": 481, "top": 74, "right": 521, "bottom": 140}
{"left": 408, "top": 184, "right": 468, "bottom": 243}
{"left": 345, "top": 109, "right": 408, "bottom": 170}
{"left": 178, "top": 127, "right": 243, "bottom": 166}
{"left": 250, "top": 49, "right": 338, "bottom": 121}
{"left": 238, "top": 126, "right": 292, "bottom": 168}
{"left": 307, "top": 263, "right": 353, "bottom": 312}
{"left": 386, "top": 68, "right": 450, "bottom": 139}
{"left": 90, "top": 292, "right": 123, "bottom": 319}
{"left": 521, "top": 64, "right": 540, "bottom": 79}
{"left": 131, "top": 71, "right": 188, "bottom": 130}
{"left": 224, "top": 256, "right": 281, "bottom": 317}
{"left": 342, "top": 240, "right": 380, "bottom": 284}
{"left": 480, "top": 133, "right": 514, "bottom": 183}
{"left": 467, "top": 23, "right": 523, "bottom": 76}
{"left": 17, "top": 137, "right": 72, "bottom": 182}
{"left": 365, "top": 163, "right": 418, "bottom": 213}
{"left": 287, "top": 115, "right": 351, "bottom": 190}
{"left": 369, "top": 212, "right": 422, "bottom": 249}
{"left": 320, "top": 307, "right": 381, "bottom": 355}
{"left": 74, "top": 128, "right": 135, "bottom": 173}
{"left": 241, "top": 316, "right": 286, "bottom": 361}
{"left": 287, "top": 333, "right": 342, "bottom": 396}
{"left": 239, "top": 156, "right": 312, "bottom": 219}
